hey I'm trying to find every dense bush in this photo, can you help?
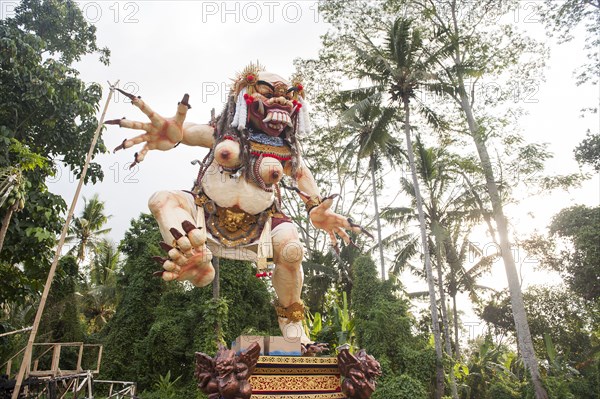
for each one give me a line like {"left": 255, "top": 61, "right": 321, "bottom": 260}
{"left": 99, "top": 214, "right": 277, "bottom": 391}
{"left": 351, "top": 255, "right": 435, "bottom": 390}
{"left": 372, "top": 374, "right": 428, "bottom": 399}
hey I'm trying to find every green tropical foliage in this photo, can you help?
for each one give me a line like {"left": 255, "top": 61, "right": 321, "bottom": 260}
{"left": 539, "top": 0, "right": 600, "bottom": 86}
{"left": 66, "top": 193, "right": 112, "bottom": 264}
{"left": 548, "top": 205, "right": 600, "bottom": 301}
{"left": 352, "top": 255, "right": 435, "bottom": 391}
{"left": 82, "top": 239, "right": 120, "bottom": 335}
{"left": 0, "top": 0, "right": 108, "bottom": 305}
{"left": 339, "top": 93, "right": 404, "bottom": 278}
{"left": 574, "top": 132, "right": 600, "bottom": 171}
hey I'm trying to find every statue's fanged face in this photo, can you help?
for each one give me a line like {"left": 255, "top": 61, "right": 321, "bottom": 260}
{"left": 247, "top": 72, "right": 300, "bottom": 137}
{"left": 215, "top": 351, "right": 236, "bottom": 377}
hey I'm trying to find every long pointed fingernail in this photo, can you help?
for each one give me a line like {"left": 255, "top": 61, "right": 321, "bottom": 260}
{"left": 152, "top": 256, "right": 167, "bottom": 264}
{"left": 113, "top": 139, "right": 126, "bottom": 153}
{"left": 117, "top": 88, "right": 137, "bottom": 101}
{"left": 159, "top": 242, "right": 173, "bottom": 252}
{"left": 181, "top": 220, "right": 197, "bottom": 233}
{"left": 170, "top": 228, "right": 183, "bottom": 240}
{"left": 361, "top": 228, "right": 374, "bottom": 239}
{"left": 332, "top": 244, "right": 340, "bottom": 255}
{"left": 179, "top": 94, "right": 191, "bottom": 109}
{"left": 347, "top": 218, "right": 374, "bottom": 239}
{"left": 105, "top": 119, "right": 122, "bottom": 125}
{"left": 152, "top": 270, "right": 164, "bottom": 277}
{"left": 129, "top": 154, "right": 138, "bottom": 169}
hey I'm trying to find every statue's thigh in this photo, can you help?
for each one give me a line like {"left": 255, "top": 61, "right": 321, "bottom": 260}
{"left": 271, "top": 222, "right": 303, "bottom": 267}
{"left": 148, "top": 190, "right": 197, "bottom": 216}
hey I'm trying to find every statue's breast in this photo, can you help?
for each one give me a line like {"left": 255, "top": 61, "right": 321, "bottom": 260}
{"left": 201, "top": 161, "right": 275, "bottom": 215}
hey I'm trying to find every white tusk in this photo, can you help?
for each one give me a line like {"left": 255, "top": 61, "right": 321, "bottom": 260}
{"left": 258, "top": 101, "right": 265, "bottom": 115}
{"left": 263, "top": 112, "right": 273, "bottom": 123}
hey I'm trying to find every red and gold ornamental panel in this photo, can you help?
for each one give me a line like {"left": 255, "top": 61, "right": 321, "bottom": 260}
{"left": 249, "top": 356, "right": 346, "bottom": 399}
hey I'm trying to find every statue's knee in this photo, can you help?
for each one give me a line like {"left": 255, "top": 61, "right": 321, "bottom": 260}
{"left": 148, "top": 191, "right": 172, "bottom": 215}
{"left": 276, "top": 239, "right": 303, "bottom": 270}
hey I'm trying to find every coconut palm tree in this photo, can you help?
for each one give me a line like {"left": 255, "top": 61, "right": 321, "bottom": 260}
{"left": 0, "top": 167, "right": 27, "bottom": 254}
{"left": 418, "top": 1, "right": 549, "bottom": 394}
{"left": 338, "top": 93, "right": 403, "bottom": 280}
{"left": 89, "top": 238, "right": 120, "bottom": 286}
{"left": 67, "top": 193, "right": 111, "bottom": 264}
{"left": 383, "top": 137, "right": 491, "bottom": 399}
{"left": 351, "top": 16, "right": 454, "bottom": 398}
{"left": 385, "top": 137, "right": 499, "bottom": 358}
{"left": 82, "top": 239, "right": 120, "bottom": 333}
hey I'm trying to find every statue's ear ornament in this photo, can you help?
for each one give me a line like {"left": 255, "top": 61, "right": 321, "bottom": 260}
{"left": 289, "top": 74, "right": 306, "bottom": 100}
{"left": 233, "top": 61, "right": 264, "bottom": 96}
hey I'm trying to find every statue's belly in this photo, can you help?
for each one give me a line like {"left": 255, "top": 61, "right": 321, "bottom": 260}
{"left": 201, "top": 164, "right": 274, "bottom": 215}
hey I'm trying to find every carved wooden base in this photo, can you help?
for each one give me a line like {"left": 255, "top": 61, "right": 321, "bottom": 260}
{"left": 208, "top": 337, "right": 380, "bottom": 399}
{"left": 252, "top": 394, "right": 346, "bottom": 399}
{"left": 249, "top": 355, "right": 345, "bottom": 398}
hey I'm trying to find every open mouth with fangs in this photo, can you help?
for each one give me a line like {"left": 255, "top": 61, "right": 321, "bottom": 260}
{"left": 248, "top": 101, "right": 295, "bottom": 137}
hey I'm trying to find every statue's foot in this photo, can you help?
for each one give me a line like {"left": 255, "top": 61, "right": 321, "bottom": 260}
{"left": 278, "top": 318, "right": 312, "bottom": 346}
{"left": 153, "top": 221, "right": 214, "bottom": 287}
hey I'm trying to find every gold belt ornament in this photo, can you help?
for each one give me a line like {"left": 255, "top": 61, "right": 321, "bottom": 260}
{"left": 221, "top": 207, "right": 252, "bottom": 232}
{"left": 195, "top": 193, "right": 274, "bottom": 247}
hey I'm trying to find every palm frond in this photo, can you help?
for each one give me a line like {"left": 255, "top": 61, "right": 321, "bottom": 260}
{"left": 381, "top": 206, "right": 415, "bottom": 225}
{"left": 407, "top": 290, "right": 430, "bottom": 299}
{"left": 390, "top": 234, "right": 420, "bottom": 275}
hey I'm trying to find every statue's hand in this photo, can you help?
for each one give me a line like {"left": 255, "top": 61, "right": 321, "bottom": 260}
{"left": 309, "top": 195, "right": 373, "bottom": 254}
{"left": 105, "top": 89, "right": 190, "bottom": 168}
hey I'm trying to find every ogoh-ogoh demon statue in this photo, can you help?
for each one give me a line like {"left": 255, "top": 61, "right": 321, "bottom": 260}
{"left": 107, "top": 63, "right": 370, "bottom": 345}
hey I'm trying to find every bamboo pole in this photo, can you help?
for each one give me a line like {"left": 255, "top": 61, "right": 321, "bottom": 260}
{"left": 0, "top": 326, "right": 32, "bottom": 338}
{"left": 12, "top": 81, "right": 119, "bottom": 399}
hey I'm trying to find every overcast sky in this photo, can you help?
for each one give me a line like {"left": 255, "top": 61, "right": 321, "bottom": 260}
{"left": 11, "top": 1, "right": 597, "bottom": 325}
{"left": 40, "top": 0, "right": 331, "bottom": 240}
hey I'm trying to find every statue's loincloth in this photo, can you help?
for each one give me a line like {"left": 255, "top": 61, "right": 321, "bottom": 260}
{"left": 193, "top": 191, "right": 290, "bottom": 248}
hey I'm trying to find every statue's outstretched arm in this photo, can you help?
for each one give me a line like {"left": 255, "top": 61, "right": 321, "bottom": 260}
{"left": 181, "top": 122, "right": 214, "bottom": 148}
{"left": 105, "top": 89, "right": 214, "bottom": 167}
{"left": 291, "top": 160, "right": 373, "bottom": 253}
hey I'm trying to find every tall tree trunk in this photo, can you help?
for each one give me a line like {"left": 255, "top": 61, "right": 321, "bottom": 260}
{"left": 453, "top": 294, "right": 460, "bottom": 359}
{"left": 403, "top": 100, "right": 445, "bottom": 398}
{"left": 370, "top": 155, "right": 386, "bottom": 280}
{"left": 0, "top": 204, "right": 16, "bottom": 254}
{"left": 443, "top": 235, "right": 463, "bottom": 358}
{"left": 305, "top": 218, "right": 312, "bottom": 255}
{"left": 445, "top": 3, "right": 547, "bottom": 393}
{"left": 434, "top": 236, "right": 459, "bottom": 399}
{"left": 456, "top": 80, "right": 547, "bottom": 399}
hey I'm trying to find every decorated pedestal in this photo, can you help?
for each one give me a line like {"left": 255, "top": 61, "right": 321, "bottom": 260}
{"left": 250, "top": 355, "right": 345, "bottom": 399}
{"left": 195, "top": 336, "right": 380, "bottom": 399}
